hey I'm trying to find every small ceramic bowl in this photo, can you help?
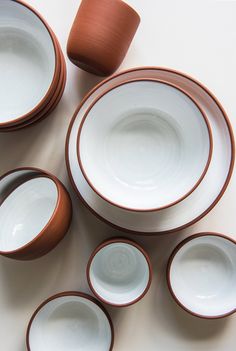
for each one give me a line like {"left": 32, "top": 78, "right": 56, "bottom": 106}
{"left": 26, "top": 291, "right": 114, "bottom": 351}
{"left": 77, "top": 79, "right": 212, "bottom": 212}
{"left": 167, "top": 233, "right": 236, "bottom": 319}
{"left": 0, "top": 0, "right": 60, "bottom": 127}
{"left": 0, "top": 167, "right": 72, "bottom": 260}
{"left": 87, "top": 238, "right": 152, "bottom": 306}
{"left": 67, "top": 0, "right": 140, "bottom": 76}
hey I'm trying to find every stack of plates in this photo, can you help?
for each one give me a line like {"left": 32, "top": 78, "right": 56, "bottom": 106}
{"left": 0, "top": 0, "right": 66, "bottom": 132}
{"left": 66, "top": 67, "right": 234, "bottom": 234}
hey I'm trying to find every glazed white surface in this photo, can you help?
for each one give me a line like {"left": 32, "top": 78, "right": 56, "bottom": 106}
{"left": 0, "top": 0, "right": 55, "bottom": 122}
{"left": 1, "top": 1, "right": 236, "bottom": 351}
{"left": 89, "top": 242, "right": 150, "bottom": 304}
{"left": 79, "top": 80, "right": 210, "bottom": 210}
{"left": 29, "top": 295, "right": 112, "bottom": 351}
{"left": 169, "top": 235, "right": 236, "bottom": 317}
{"left": 0, "top": 177, "right": 58, "bottom": 251}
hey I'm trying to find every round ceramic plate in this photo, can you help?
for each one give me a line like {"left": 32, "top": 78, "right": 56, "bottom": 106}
{"left": 66, "top": 67, "right": 234, "bottom": 234}
{"left": 26, "top": 292, "right": 114, "bottom": 351}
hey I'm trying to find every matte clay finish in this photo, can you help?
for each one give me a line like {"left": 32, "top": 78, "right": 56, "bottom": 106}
{"left": 67, "top": 0, "right": 140, "bottom": 76}
{"left": 65, "top": 67, "right": 235, "bottom": 234}
{"left": 0, "top": 0, "right": 61, "bottom": 128}
{"left": 167, "top": 233, "right": 236, "bottom": 319}
{"left": 0, "top": 39, "right": 67, "bottom": 132}
{"left": 26, "top": 291, "right": 114, "bottom": 351}
{"left": 87, "top": 238, "right": 152, "bottom": 307}
{"left": 0, "top": 168, "right": 72, "bottom": 260}
{"left": 77, "top": 78, "right": 213, "bottom": 212}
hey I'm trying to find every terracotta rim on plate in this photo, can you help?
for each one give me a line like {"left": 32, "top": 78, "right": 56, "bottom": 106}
{"left": 87, "top": 237, "right": 152, "bottom": 307}
{"left": 0, "top": 39, "right": 67, "bottom": 132}
{"left": 0, "top": 167, "right": 72, "bottom": 259}
{"left": 0, "top": 0, "right": 60, "bottom": 128}
{"left": 26, "top": 291, "right": 114, "bottom": 351}
{"left": 166, "top": 232, "right": 236, "bottom": 319}
{"left": 77, "top": 78, "right": 213, "bottom": 213}
{"left": 65, "top": 66, "right": 235, "bottom": 234}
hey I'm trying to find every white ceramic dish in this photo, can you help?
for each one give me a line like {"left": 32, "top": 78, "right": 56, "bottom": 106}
{"left": 66, "top": 67, "right": 234, "bottom": 233}
{"left": 27, "top": 292, "right": 114, "bottom": 351}
{"left": 0, "top": 177, "right": 57, "bottom": 252}
{"left": 0, "top": 0, "right": 55, "bottom": 124}
{"left": 78, "top": 79, "right": 212, "bottom": 211}
{"left": 167, "top": 233, "right": 236, "bottom": 318}
{"left": 87, "top": 239, "right": 152, "bottom": 306}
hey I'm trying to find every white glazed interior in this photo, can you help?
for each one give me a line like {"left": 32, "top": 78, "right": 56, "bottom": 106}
{"left": 29, "top": 295, "right": 112, "bottom": 351}
{"left": 90, "top": 242, "right": 150, "bottom": 305}
{"left": 79, "top": 80, "right": 210, "bottom": 210}
{"left": 170, "top": 235, "right": 236, "bottom": 317}
{"left": 68, "top": 68, "right": 233, "bottom": 232}
{"left": 0, "top": 177, "right": 58, "bottom": 251}
{"left": 0, "top": 0, "right": 55, "bottom": 122}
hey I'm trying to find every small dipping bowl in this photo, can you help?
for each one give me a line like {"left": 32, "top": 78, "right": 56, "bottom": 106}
{"left": 78, "top": 79, "right": 212, "bottom": 212}
{"left": 0, "top": 167, "right": 72, "bottom": 260}
{"left": 26, "top": 291, "right": 114, "bottom": 351}
{"left": 87, "top": 238, "right": 152, "bottom": 307}
{"left": 167, "top": 233, "right": 236, "bottom": 318}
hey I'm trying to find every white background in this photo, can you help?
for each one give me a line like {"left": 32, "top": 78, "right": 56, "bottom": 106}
{"left": 0, "top": 0, "right": 236, "bottom": 350}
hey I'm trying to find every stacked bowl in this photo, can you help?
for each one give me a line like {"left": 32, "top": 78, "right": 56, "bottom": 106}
{"left": 0, "top": 0, "right": 66, "bottom": 132}
{"left": 66, "top": 67, "right": 234, "bottom": 234}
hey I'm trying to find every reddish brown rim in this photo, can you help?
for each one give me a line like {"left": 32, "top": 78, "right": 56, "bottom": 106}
{"left": 0, "top": 39, "right": 67, "bottom": 132}
{"left": 166, "top": 232, "right": 236, "bottom": 319}
{"left": 0, "top": 0, "right": 60, "bottom": 127}
{"left": 87, "top": 237, "right": 152, "bottom": 307}
{"left": 77, "top": 78, "right": 213, "bottom": 212}
{"left": 0, "top": 167, "right": 62, "bottom": 255}
{"left": 26, "top": 291, "right": 114, "bottom": 351}
{"left": 65, "top": 66, "right": 235, "bottom": 234}
{"left": 116, "top": 0, "right": 141, "bottom": 23}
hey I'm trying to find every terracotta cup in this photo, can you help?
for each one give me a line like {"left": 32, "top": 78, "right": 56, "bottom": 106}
{"left": 0, "top": 167, "right": 72, "bottom": 260}
{"left": 67, "top": 0, "right": 140, "bottom": 76}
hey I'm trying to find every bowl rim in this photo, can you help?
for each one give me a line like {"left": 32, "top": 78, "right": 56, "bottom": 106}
{"left": 77, "top": 78, "right": 213, "bottom": 213}
{"left": 0, "top": 167, "right": 61, "bottom": 255}
{"left": 26, "top": 291, "right": 114, "bottom": 351}
{"left": 166, "top": 232, "right": 236, "bottom": 319}
{"left": 65, "top": 66, "right": 235, "bottom": 234}
{"left": 0, "top": 0, "right": 59, "bottom": 127}
{"left": 87, "top": 237, "right": 152, "bottom": 307}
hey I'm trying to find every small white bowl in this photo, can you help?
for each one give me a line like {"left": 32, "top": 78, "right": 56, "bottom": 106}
{"left": 167, "top": 233, "right": 236, "bottom": 318}
{"left": 0, "top": 0, "right": 56, "bottom": 125}
{"left": 27, "top": 292, "right": 114, "bottom": 351}
{"left": 78, "top": 79, "right": 212, "bottom": 212}
{"left": 87, "top": 238, "right": 152, "bottom": 306}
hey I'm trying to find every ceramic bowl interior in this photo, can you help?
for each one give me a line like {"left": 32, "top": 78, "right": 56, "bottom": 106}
{"left": 0, "top": 0, "right": 55, "bottom": 123}
{"left": 28, "top": 294, "right": 113, "bottom": 351}
{"left": 0, "top": 176, "right": 58, "bottom": 252}
{"left": 78, "top": 79, "right": 211, "bottom": 211}
{"left": 89, "top": 242, "right": 150, "bottom": 305}
{"left": 169, "top": 235, "right": 236, "bottom": 317}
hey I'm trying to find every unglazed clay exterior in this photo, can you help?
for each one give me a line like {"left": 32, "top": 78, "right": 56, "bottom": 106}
{"left": 0, "top": 168, "right": 72, "bottom": 260}
{"left": 67, "top": 0, "right": 140, "bottom": 76}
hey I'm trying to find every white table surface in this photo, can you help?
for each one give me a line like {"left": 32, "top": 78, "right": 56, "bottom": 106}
{"left": 0, "top": 0, "right": 236, "bottom": 350}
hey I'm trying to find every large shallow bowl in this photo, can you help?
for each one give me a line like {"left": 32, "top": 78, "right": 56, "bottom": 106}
{"left": 66, "top": 67, "right": 234, "bottom": 234}
{"left": 87, "top": 238, "right": 152, "bottom": 306}
{"left": 0, "top": 0, "right": 59, "bottom": 127}
{"left": 0, "top": 167, "right": 72, "bottom": 260}
{"left": 167, "top": 233, "right": 236, "bottom": 318}
{"left": 78, "top": 79, "right": 212, "bottom": 212}
{"left": 26, "top": 292, "right": 114, "bottom": 351}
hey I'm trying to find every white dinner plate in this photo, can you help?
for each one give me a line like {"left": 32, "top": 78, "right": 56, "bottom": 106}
{"left": 66, "top": 67, "right": 234, "bottom": 234}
